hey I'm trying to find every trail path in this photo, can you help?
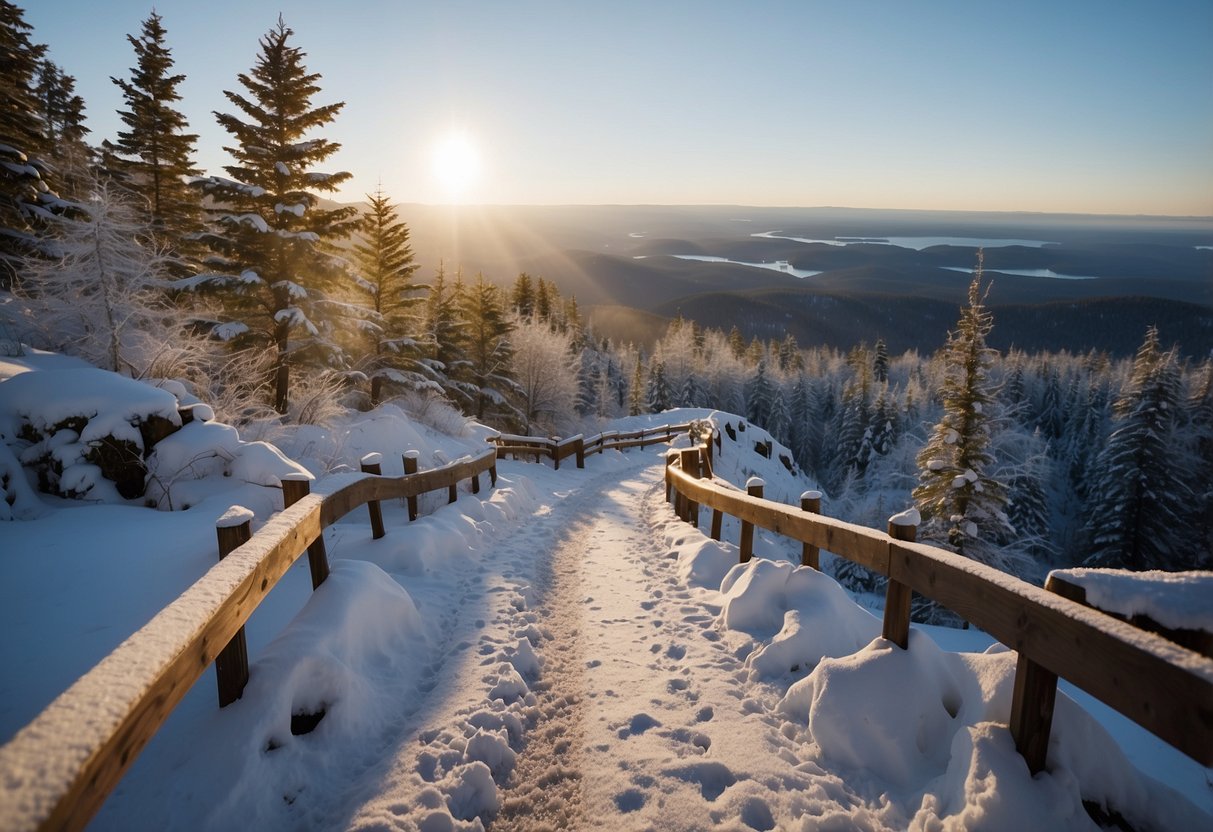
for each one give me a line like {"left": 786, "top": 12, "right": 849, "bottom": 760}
{"left": 339, "top": 452, "right": 880, "bottom": 832}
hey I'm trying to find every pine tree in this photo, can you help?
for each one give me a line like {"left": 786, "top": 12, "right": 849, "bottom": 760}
{"left": 511, "top": 272, "right": 534, "bottom": 317}
{"left": 727, "top": 325, "right": 745, "bottom": 359}
{"left": 459, "top": 273, "right": 515, "bottom": 421}
{"left": 189, "top": 18, "right": 358, "bottom": 414}
{"left": 646, "top": 358, "right": 671, "bottom": 412}
{"left": 35, "top": 59, "right": 92, "bottom": 199}
{"left": 421, "top": 262, "right": 471, "bottom": 405}
{"left": 350, "top": 187, "right": 427, "bottom": 404}
{"left": 0, "top": 1, "right": 57, "bottom": 288}
{"left": 1189, "top": 361, "right": 1213, "bottom": 565}
{"left": 628, "top": 353, "right": 646, "bottom": 415}
{"left": 1082, "top": 327, "right": 1193, "bottom": 570}
{"left": 103, "top": 10, "right": 201, "bottom": 260}
{"left": 912, "top": 261, "right": 1021, "bottom": 573}
{"left": 873, "top": 338, "right": 889, "bottom": 383}
{"left": 745, "top": 359, "right": 775, "bottom": 427}
{"left": 535, "top": 277, "right": 552, "bottom": 322}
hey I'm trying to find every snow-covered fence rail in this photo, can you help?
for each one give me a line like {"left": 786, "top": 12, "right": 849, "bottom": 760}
{"left": 0, "top": 447, "right": 499, "bottom": 832}
{"left": 489, "top": 422, "right": 696, "bottom": 468}
{"left": 665, "top": 445, "right": 1213, "bottom": 778}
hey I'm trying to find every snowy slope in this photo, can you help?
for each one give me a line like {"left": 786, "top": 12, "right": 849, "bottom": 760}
{"left": 1, "top": 395, "right": 1210, "bottom": 830}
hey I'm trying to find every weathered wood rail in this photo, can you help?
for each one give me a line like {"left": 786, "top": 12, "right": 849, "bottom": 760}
{"left": 0, "top": 447, "right": 499, "bottom": 832}
{"left": 488, "top": 422, "right": 696, "bottom": 469}
{"left": 666, "top": 444, "right": 1213, "bottom": 775}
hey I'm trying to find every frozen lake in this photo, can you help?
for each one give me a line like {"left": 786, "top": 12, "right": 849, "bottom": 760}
{"left": 752, "top": 231, "right": 1056, "bottom": 249}
{"left": 670, "top": 254, "right": 822, "bottom": 278}
{"left": 942, "top": 266, "right": 1098, "bottom": 281}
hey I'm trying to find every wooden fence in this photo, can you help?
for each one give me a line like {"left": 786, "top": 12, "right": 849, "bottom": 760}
{"left": 665, "top": 444, "right": 1213, "bottom": 775}
{"left": 17, "top": 418, "right": 1202, "bottom": 827}
{"left": 0, "top": 447, "right": 498, "bottom": 832}
{"left": 488, "top": 422, "right": 696, "bottom": 468}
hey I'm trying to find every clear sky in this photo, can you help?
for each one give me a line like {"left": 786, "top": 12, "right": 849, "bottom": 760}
{"left": 21, "top": 0, "right": 1213, "bottom": 215}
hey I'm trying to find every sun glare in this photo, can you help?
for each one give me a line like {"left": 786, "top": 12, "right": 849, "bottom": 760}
{"left": 431, "top": 131, "right": 481, "bottom": 201}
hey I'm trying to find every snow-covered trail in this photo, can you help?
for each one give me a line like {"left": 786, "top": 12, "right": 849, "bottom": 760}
{"left": 341, "top": 452, "right": 886, "bottom": 832}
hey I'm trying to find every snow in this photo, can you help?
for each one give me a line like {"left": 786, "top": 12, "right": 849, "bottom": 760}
{"left": 220, "top": 212, "right": 270, "bottom": 233}
{"left": 217, "top": 505, "right": 255, "bottom": 529}
{"left": 213, "top": 321, "right": 249, "bottom": 341}
{"left": 0, "top": 367, "right": 179, "bottom": 439}
{"left": 889, "top": 507, "right": 921, "bottom": 527}
{"left": 0, "top": 403, "right": 1209, "bottom": 830}
{"left": 1050, "top": 567, "right": 1213, "bottom": 632}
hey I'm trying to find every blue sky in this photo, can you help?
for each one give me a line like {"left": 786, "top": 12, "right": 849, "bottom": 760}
{"left": 22, "top": 0, "right": 1213, "bottom": 215}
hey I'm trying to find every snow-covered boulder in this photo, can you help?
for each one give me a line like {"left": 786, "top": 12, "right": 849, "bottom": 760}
{"left": 0, "top": 363, "right": 310, "bottom": 511}
{"left": 0, "top": 368, "right": 181, "bottom": 500}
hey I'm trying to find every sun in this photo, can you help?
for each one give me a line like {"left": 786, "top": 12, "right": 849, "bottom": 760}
{"left": 430, "top": 131, "right": 481, "bottom": 201}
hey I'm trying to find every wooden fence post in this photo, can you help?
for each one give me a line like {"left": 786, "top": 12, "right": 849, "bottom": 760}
{"left": 575, "top": 435, "right": 585, "bottom": 469}
{"left": 665, "top": 451, "right": 675, "bottom": 503}
{"left": 214, "top": 507, "right": 252, "bottom": 707}
{"left": 490, "top": 459, "right": 498, "bottom": 486}
{"left": 551, "top": 436, "right": 560, "bottom": 470}
{"left": 282, "top": 475, "right": 330, "bottom": 589}
{"left": 1009, "top": 652, "right": 1059, "bottom": 775}
{"left": 883, "top": 512, "right": 917, "bottom": 649}
{"left": 678, "top": 447, "right": 701, "bottom": 527}
{"left": 359, "top": 453, "right": 386, "bottom": 540}
{"left": 470, "top": 467, "right": 481, "bottom": 494}
{"left": 800, "top": 490, "right": 822, "bottom": 569}
{"left": 402, "top": 451, "right": 420, "bottom": 521}
{"left": 739, "top": 477, "right": 764, "bottom": 563}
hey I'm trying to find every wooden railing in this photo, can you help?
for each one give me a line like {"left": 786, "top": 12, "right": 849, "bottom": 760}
{"left": 665, "top": 445, "right": 1213, "bottom": 775}
{"left": 488, "top": 422, "right": 696, "bottom": 468}
{"left": 0, "top": 447, "right": 498, "bottom": 832}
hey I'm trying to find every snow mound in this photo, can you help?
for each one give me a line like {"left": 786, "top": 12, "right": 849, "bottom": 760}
{"left": 1049, "top": 567, "right": 1213, "bottom": 633}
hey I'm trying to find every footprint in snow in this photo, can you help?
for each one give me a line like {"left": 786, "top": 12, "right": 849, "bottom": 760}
{"left": 665, "top": 644, "right": 686, "bottom": 660}
{"left": 740, "top": 796, "right": 776, "bottom": 831}
{"left": 616, "top": 712, "right": 661, "bottom": 739}
{"left": 614, "top": 788, "right": 647, "bottom": 813}
{"left": 665, "top": 760, "right": 737, "bottom": 801}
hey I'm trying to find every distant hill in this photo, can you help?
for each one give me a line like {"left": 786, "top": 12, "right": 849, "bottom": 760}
{"left": 362, "top": 203, "right": 1212, "bottom": 356}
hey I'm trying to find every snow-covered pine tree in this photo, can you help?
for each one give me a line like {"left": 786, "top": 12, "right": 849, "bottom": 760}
{"left": 189, "top": 18, "right": 358, "bottom": 414}
{"left": 912, "top": 259, "right": 1023, "bottom": 574}
{"left": 0, "top": 2, "right": 62, "bottom": 289}
{"left": 102, "top": 10, "right": 202, "bottom": 263}
{"left": 1081, "top": 326, "right": 1194, "bottom": 570}
{"left": 786, "top": 373, "right": 815, "bottom": 471}
{"left": 1189, "top": 361, "right": 1213, "bottom": 565}
{"left": 421, "top": 262, "right": 471, "bottom": 405}
{"left": 829, "top": 364, "right": 872, "bottom": 491}
{"left": 350, "top": 187, "right": 428, "bottom": 404}
{"left": 628, "top": 352, "right": 645, "bottom": 416}
{"left": 873, "top": 338, "right": 889, "bottom": 383}
{"left": 767, "top": 378, "right": 791, "bottom": 446}
{"left": 459, "top": 273, "right": 515, "bottom": 422}
{"left": 646, "top": 358, "right": 671, "bottom": 413}
{"left": 745, "top": 358, "right": 775, "bottom": 427}
{"left": 511, "top": 272, "right": 534, "bottom": 318}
